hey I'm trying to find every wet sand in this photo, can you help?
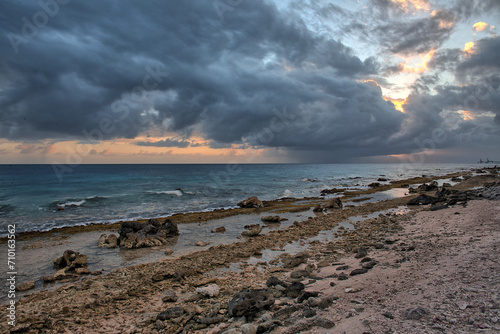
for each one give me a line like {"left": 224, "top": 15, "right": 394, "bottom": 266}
{"left": 0, "top": 168, "right": 498, "bottom": 333}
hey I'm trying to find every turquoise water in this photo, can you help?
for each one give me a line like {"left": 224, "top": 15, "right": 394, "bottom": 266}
{"left": 0, "top": 163, "right": 475, "bottom": 235}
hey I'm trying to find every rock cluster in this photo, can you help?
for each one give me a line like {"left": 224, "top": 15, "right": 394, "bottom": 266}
{"left": 118, "top": 218, "right": 179, "bottom": 249}
{"left": 43, "top": 250, "right": 93, "bottom": 282}
{"left": 237, "top": 196, "right": 264, "bottom": 208}
{"left": 97, "top": 234, "right": 118, "bottom": 248}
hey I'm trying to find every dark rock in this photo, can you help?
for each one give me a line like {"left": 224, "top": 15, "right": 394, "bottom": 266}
{"left": 430, "top": 205, "right": 449, "bottom": 211}
{"left": 237, "top": 196, "right": 264, "bottom": 208}
{"left": 362, "top": 261, "right": 378, "bottom": 270}
{"left": 290, "top": 270, "right": 310, "bottom": 279}
{"left": 197, "top": 316, "right": 224, "bottom": 325}
{"left": 360, "top": 257, "right": 372, "bottom": 263}
{"left": 282, "top": 252, "right": 309, "bottom": 268}
{"left": 162, "top": 290, "right": 178, "bottom": 303}
{"left": 405, "top": 307, "right": 429, "bottom": 320}
{"left": 407, "top": 194, "right": 440, "bottom": 205}
{"left": 368, "top": 182, "right": 381, "bottom": 188}
{"left": 286, "top": 282, "right": 305, "bottom": 298}
{"left": 228, "top": 288, "right": 275, "bottom": 321}
{"left": 310, "top": 295, "right": 338, "bottom": 309}
{"left": 256, "top": 320, "right": 281, "bottom": 334}
{"left": 261, "top": 215, "right": 281, "bottom": 223}
{"left": 157, "top": 306, "right": 184, "bottom": 320}
{"left": 378, "top": 178, "right": 388, "bottom": 182}
{"left": 266, "top": 277, "right": 288, "bottom": 288}
{"left": 451, "top": 176, "right": 462, "bottom": 182}
{"left": 338, "top": 272, "right": 348, "bottom": 280}
{"left": 382, "top": 312, "right": 394, "bottom": 319}
{"left": 354, "top": 247, "right": 368, "bottom": 258}
{"left": 336, "top": 265, "right": 349, "bottom": 271}
{"left": 350, "top": 268, "right": 368, "bottom": 276}
{"left": 325, "top": 198, "right": 343, "bottom": 209}
{"left": 118, "top": 218, "right": 179, "bottom": 249}
{"left": 297, "top": 291, "right": 320, "bottom": 303}
{"left": 302, "top": 308, "right": 317, "bottom": 318}
{"left": 315, "top": 318, "right": 335, "bottom": 329}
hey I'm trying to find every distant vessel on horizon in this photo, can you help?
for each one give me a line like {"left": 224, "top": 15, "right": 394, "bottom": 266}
{"left": 478, "top": 158, "right": 500, "bottom": 164}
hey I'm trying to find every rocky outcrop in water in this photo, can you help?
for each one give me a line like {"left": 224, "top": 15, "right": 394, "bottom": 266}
{"left": 97, "top": 234, "right": 118, "bottom": 248}
{"left": 118, "top": 218, "right": 179, "bottom": 249}
{"left": 237, "top": 196, "right": 264, "bottom": 208}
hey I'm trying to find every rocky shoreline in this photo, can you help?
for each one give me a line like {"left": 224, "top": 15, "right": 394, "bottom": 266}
{"left": 1, "top": 168, "right": 499, "bottom": 333}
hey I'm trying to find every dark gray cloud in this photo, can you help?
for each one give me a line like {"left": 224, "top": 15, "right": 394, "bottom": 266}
{"left": 134, "top": 138, "right": 192, "bottom": 148}
{"left": 375, "top": 9, "right": 455, "bottom": 55}
{"left": 0, "top": 0, "right": 499, "bottom": 162}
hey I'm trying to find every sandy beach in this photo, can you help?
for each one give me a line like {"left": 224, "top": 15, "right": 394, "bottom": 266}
{"left": 1, "top": 168, "right": 499, "bottom": 334}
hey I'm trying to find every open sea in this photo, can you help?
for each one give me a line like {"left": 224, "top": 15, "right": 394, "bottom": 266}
{"left": 0, "top": 163, "right": 477, "bottom": 236}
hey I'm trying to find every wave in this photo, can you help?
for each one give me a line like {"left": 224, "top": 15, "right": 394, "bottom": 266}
{"left": 57, "top": 200, "right": 86, "bottom": 209}
{"left": 146, "top": 190, "right": 183, "bottom": 197}
{"left": 146, "top": 188, "right": 195, "bottom": 197}
{"left": 0, "top": 204, "right": 15, "bottom": 215}
{"left": 301, "top": 178, "right": 319, "bottom": 182}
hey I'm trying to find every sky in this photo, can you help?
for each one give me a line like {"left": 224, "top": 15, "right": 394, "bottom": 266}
{"left": 0, "top": 0, "right": 499, "bottom": 164}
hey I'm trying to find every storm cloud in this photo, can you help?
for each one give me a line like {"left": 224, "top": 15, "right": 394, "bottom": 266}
{"left": 0, "top": 0, "right": 499, "bottom": 162}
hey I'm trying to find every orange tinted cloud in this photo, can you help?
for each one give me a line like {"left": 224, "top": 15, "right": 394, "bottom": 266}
{"left": 463, "top": 42, "right": 475, "bottom": 54}
{"left": 384, "top": 96, "right": 407, "bottom": 113}
{"left": 391, "top": 0, "right": 430, "bottom": 12}
{"left": 459, "top": 110, "right": 474, "bottom": 120}
{"left": 473, "top": 22, "right": 491, "bottom": 32}
{"left": 399, "top": 49, "right": 435, "bottom": 74}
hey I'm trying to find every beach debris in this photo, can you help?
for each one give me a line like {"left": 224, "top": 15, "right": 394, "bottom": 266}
{"left": 196, "top": 284, "right": 220, "bottom": 298}
{"left": 237, "top": 196, "right": 264, "bottom": 208}
{"left": 228, "top": 288, "right": 275, "bottom": 321}
{"left": 97, "top": 233, "right": 118, "bottom": 248}
{"left": 241, "top": 224, "right": 264, "bottom": 237}
{"left": 261, "top": 215, "right": 282, "bottom": 223}
{"left": 325, "top": 197, "right": 343, "bottom": 210}
{"left": 211, "top": 226, "right": 226, "bottom": 233}
{"left": 118, "top": 218, "right": 179, "bottom": 249}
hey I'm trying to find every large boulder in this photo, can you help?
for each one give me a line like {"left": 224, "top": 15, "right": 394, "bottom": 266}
{"left": 237, "top": 196, "right": 264, "bottom": 208}
{"left": 118, "top": 218, "right": 179, "bottom": 249}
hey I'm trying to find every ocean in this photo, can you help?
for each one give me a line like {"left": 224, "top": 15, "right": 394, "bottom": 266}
{"left": 0, "top": 163, "right": 476, "bottom": 236}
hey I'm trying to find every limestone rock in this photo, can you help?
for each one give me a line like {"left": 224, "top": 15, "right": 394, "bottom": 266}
{"left": 118, "top": 218, "right": 179, "bottom": 249}
{"left": 237, "top": 196, "right": 264, "bottom": 208}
